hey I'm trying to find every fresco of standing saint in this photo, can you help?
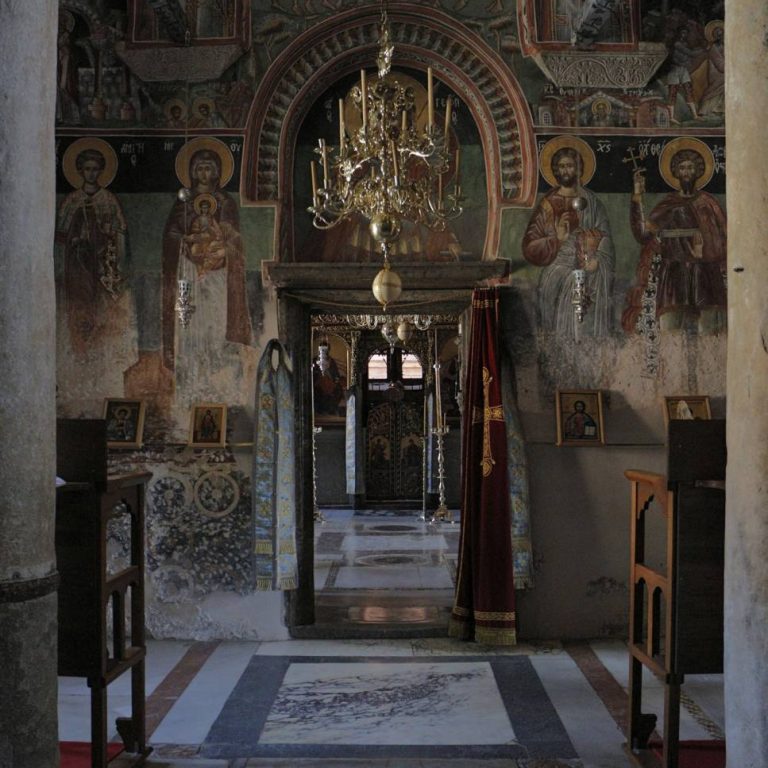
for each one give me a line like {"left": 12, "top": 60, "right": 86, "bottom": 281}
{"left": 55, "top": 138, "right": 138, "bottom": 397}
{"left": 522, "top": 136, "right": 615, "bottom": 338}
{"left": 622, "top": 137, "right": 726, "bottom": 335}
{"left": 161, "top": 137, "right": 252, "bottom": 398}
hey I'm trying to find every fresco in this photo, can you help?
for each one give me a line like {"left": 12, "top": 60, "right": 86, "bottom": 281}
{"left": 524, "top": 1, "right": 725, "bottom": 130}
{"left": 54, "top": 130, "right": 264, "bottom": 444}
{"left": 514, "top": 133, "right": 725, "bottom": 346}
{"left": 161, "top": 138, "right": 253, "bottom": 397}
{"left": 56, "top": 1, "right": 527, "bottom": 132}
{"left": 55, "top": 136, "right": 139, "bottom": 398}
{"left": 622, "top": 137, "right": 726, "bottom": 335}
{"left": 312, "top": 333, "right": 349, "bottom": 424}
{"left": 56, "top": 2, "right": 253, "bottom": 130}
{"left": 56, "top": 2, "right": 725, "bottom": 135}
{"left": 522, "top": 136, "right": 615, "bottom": 338}
{"left": 52, "top": 0, "right": 727, "bottom": 638}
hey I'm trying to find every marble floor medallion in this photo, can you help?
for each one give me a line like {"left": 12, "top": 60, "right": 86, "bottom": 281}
{"left": 368, "top": 524, "right": 422, "bottom": 532}
{"left": 354, "top": 553, "right": 431, "bottom": 567}
{"left": 260, "top": 661, "right": 514, "bottom": 745}
{"left": 201, "top": 655, "right": 578, "bottom": 760}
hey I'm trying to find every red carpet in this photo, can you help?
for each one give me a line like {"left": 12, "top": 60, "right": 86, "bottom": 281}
{"left": 650, "top": 739, "right": 725, "bottom": 768}
{"left": 60, "top": 742, "right": 124, "bottom": 768}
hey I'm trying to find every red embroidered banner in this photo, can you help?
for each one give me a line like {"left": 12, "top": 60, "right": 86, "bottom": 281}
{"left": 449, "top": 287, "right": 517, "bottom": 645}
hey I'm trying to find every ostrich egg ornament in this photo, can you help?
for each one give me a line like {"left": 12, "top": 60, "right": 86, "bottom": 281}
{"left": 372, "top": 262, "right": 402, "bottom": 309}
{"left": 396, "top": 320, "right": 414, "bottom": 343}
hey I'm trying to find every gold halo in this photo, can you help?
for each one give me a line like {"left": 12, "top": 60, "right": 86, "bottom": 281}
{"left": 174, "top": 137, "right": 234, "bottom": 189}
{"left": 591, "top": 98, "right": 612, "bottom": 115}
{"left": 193, "top": 193, "right": 218, "bottom": 216}
{"left": 163, "top": 98, "right": 188, "bottom": 120}
{"left": 62, "top": 137, "right": 118, "bottom": 190}
{"left": 705, "top": 19, "right": 724, "bottom": 42}
{"left": 658, "top": 137, "right": 714, "bottom": 191}
{"left": 539, "top": 135, "right": 596, "bottom": 188}
{"left": 192, "top": 96, "right": 216, "bottom": 115}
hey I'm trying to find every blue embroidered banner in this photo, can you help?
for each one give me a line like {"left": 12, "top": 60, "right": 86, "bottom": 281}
{"left": 501, "top": 354, "right": 535, "bottom": 589}
{"left": 252, "top": 339, "right": 297, "bottom": 591}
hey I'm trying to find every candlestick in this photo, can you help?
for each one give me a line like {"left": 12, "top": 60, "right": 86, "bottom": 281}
{"left": 360, "top": 69, "right": 367, "bottom": 130}
{"left": 401, "top": 109, "right": 407, "bottom": 133}
{"left": 444, "top": 95, "right": 452, "bottom": 142}
{"left": 390, "top": 140, "right": 399, "bottom": 184}
{"left": 310, "top": 161, "right": 318, "bottom": 206}
{"left": 454, "top": 148, "right": 461, "bottom": 191}
{"left": 338, "top": 98, "right": 345, "bottom": 154}
{"left": 320, "top": 139, "right": 329, "bottom": 187}
{"left": 427, "top": 67, "right": 434, "bottom": 131}
{"left": 434, "top": 331, "right": 443, "bottom": 429}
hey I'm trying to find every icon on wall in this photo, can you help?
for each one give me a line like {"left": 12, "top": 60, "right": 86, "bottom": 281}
{"left": 104, "top": 398, "right": 146, "bottom": 449}
{"left": 190, "top": 403, "right": 227, "bottom": 448}
{"left": 555, "top": 389, "right": 605, "bottom": 447}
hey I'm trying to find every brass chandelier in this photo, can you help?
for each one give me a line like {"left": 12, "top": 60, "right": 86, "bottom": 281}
{"left": 308, "top": 3, "right": 463, "bottom": 308}
{"left": 345, "top": 312, "right": 434, "bottom": 347}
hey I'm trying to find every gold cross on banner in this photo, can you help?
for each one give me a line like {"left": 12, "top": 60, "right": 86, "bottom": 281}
{"left": 472, "top": 367, "right": 505, "bottom": 477}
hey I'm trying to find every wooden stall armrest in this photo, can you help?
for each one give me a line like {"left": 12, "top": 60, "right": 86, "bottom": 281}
{"left": 624, "top": 469, "right": 669, "bottom": 517}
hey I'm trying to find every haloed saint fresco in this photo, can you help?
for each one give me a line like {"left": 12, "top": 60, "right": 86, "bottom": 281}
{"left": 55, "top": 138, "right": 138, "bottom": 390}
{"left": 161, "top": 138, "right": 252, "bottom": 400}
{"left": 522, "top": 136, "right": 615, "bottom": 338}
{"left": 622, "top": 137, "right": 726, "bottom": 335}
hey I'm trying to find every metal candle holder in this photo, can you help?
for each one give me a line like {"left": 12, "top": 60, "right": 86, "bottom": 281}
{"left": 429, "top": 356, "right": 452, "bottom": 524}
{"left": 430, "top": 422, "right": 452, "bottom": 524}
{"left": 175, "top": 278, "right": 195, "bottom": 328}
{"left": 312, "top": 425, "right": 325, "bottom": 524}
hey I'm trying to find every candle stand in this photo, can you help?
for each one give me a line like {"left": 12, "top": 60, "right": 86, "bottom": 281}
{"left": 312, "top": 425, "right": 325, "bottom": 524}
{"left": 429, "top": 422, "right": 452, "bottom": 524}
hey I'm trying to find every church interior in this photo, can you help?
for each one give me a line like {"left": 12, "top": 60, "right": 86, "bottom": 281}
{"left": 1, "top": 1, "right": 766, "bottom": 766}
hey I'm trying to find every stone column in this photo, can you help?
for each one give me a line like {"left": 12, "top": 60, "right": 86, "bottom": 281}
{"left": 0, "top": 3, "right": 59, "bottom": 766}
{"left": 724, "top": 3, "right": 768, "bottom": 765}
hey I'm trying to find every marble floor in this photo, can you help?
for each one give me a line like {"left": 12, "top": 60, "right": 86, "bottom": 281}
{"left": 314, "top": 507, "right": 460, "bottom": 593}
{"left": 58, "top": 509, "right": 725, "bottom": 767}
{"left": 307, "top": 507, "right": 459, "bottom": 638}
{"left": 58, "top": 638, "right": 725, "bottom": 768}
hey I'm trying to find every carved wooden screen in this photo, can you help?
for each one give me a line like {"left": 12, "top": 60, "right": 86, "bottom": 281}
{"left": 365, "top": 401, "right": 423, "bottom": 502}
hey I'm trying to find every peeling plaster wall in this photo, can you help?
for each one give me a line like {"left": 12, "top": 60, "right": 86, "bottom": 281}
{"left": 103, "top": 448, "right": 288, "bottom": 640}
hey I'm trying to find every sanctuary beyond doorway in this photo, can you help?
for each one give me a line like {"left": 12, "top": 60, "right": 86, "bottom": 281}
{"left": 364, "top": 347, "right": 425, "bottom": 505}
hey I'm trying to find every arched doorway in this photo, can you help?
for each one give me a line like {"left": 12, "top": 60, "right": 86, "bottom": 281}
{"left": 251, "top": 5, "right": 535, "bottom": 635}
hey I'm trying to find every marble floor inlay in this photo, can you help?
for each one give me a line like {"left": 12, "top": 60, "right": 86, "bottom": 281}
{"left": 259, "top": 660, "right": 515, "bottom": 745}
{"left": 201, "top": 655, "right": 577, "bottom": 760}
{"left": 341, "top": 534, "right": 448, "bottom": 552}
